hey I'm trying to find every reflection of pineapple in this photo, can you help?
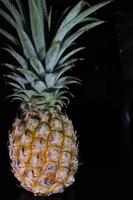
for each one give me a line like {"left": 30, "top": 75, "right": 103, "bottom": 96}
{"left": 0, "top": 0, "right": 110, "bottom": 196}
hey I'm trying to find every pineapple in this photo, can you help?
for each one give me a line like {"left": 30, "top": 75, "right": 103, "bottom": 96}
{"left": 0, "top": 0, "right": 111, "bottom": 196}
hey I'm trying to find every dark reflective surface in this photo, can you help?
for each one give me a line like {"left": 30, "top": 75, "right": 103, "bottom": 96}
{"left": 17, "top": 186, "right": 79, "bottom": 200}
{"left": 17, "top": 190, "right": 33, "bottom": 200}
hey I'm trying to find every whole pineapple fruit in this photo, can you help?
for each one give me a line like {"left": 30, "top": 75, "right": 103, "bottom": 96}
{"left": 0, "top": 0, "right": 111, "bottom": 196}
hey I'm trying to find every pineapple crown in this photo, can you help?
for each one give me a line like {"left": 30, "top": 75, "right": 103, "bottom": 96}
{"left": 0, "top": 0, "right": 111, "bottom": 111}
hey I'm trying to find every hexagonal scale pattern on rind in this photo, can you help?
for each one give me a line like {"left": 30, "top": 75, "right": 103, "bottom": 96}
{"left": 9, "top": 108, "right": 78, "bottom": 196}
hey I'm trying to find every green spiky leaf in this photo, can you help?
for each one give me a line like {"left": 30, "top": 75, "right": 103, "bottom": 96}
{"left": 7, "top": 94, "right": 28, "bottom": 102}
{"left": 16, "top": 26, "right": 37, "bottom": 59}
{"left": 59, "top": 47, "right": 85, "bottom": 65}
{"left": 16, "top": 0, "right": 27, "bottom": 24}
{"left": 0, "top": 0, "right": 23, "bottom": 27}
{"left": 29, "top": 57, "right": 46, "bottom": 76}
{"left": 55, "top": 66, "right": 74, "bottom": 82}
{"left": 2, "top": 47, "right": 28, "bottom": 69}
{"left": 0, "top": 28, "right": 19, "bottom": 46}
{"left": 0, "top": 0, "right": 111, "bottom": 109}
{"left": 28, "top": 0, "right": 46, "bottom": 60}
{"left": 56, "top": 58, "right": 82, "bottom": 71}
{"left": 17, "top": 68, "right": 37, "bottom": 83}
{"left": 59, "top": 1, "right": 87, "bottom": 29}
{"left": 41, "top": 0, "right": 48, "bottom": 20}
{"left": 0, "top": 8, "right": 16, "bottom": 28}
{"left": 48, "top": 6, "right": 52, "bottom": 31}
{"left": 8, "top": 82, "right": 23, "bottom": 89}
{"left": 5, "top": 73, "right": 27, "bottom": 88}
{"left": 56, "top": 76, "right": 81, "bottom": 88}
{"left": 2, "top": 63, "right": 16, "bottom": 71}
{"left": 35, "top": 0, "right": 44, "bottom": 24}
{"left": 56, "top": 0, "right": 111, "bottom": 41}
{"left": 3, "top": 47, "right": 28, "bottom": 69}
{"left": 46, "top": 0, "right": 111, "bottom": 71}
{"left": 31, "top": 80, "right": 46, "bottom": 93}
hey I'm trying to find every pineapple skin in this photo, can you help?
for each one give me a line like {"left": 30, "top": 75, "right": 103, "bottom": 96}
{"left": 9, "top": 107, "right": 78, "bottom": 196}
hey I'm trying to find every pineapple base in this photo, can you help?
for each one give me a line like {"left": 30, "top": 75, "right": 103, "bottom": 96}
{"left": 9, "top": 107, "right": 78, "bottom": 196}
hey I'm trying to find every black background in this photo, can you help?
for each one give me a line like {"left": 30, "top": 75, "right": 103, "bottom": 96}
{"left": 0, "top": 0, "right": 133, "bottom": 199}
